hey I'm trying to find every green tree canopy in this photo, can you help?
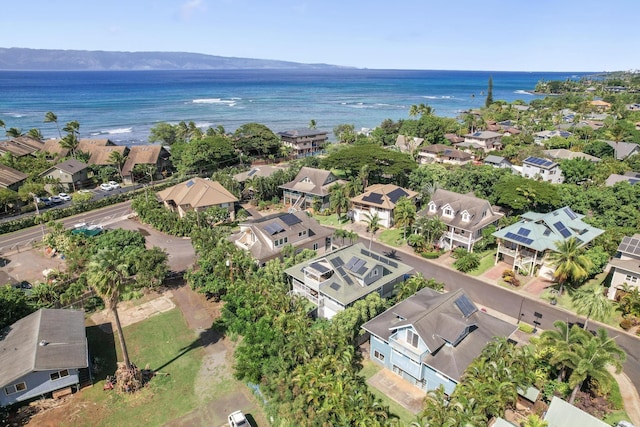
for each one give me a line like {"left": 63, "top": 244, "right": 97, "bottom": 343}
{"left": 233, "top": 123, "right": 281, "bottom": 157}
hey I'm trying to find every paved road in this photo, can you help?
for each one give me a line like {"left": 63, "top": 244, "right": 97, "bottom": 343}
{"left": 365, "top": 239, "right": 640, "bottom": 398}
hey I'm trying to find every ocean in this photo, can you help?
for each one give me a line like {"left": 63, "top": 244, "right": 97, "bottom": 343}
{"left": 0, "top": 69, "right": 590, "bottom": 145}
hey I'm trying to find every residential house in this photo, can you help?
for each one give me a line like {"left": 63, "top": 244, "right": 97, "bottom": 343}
{"left": 458, "top": 131, "right": 503, "bottom": 152}
{"left": 605, "top": 140, "right": 640, "bottom": 160}
{"left": 39, "top": 159, "right": 89, "bottom": 192}
{"left": 443, "top": 133, "right": 464, "bottom": 145}
{"left": 521, "top": 156, "right": 564, "bottom": 184}
{"left": 0, "top": 164, "right": 28, "bottom": 191}
{"left": 0, "top": 309, "right": 88, "bottom": 407}
{"left": 493, "top": 396, "right": 609, "bottom": 427}
{"left": 604, "top": 171, "right": 640, "bottom": 187}
{"left": 606, "top": 234, "right": 640, "bottom": 300}
{"left": 278, "top": 129, "right": 328, "bottom": 158}
{"left": 362, "top": 287, "right": 516, "bottom": 394}
{"left": 233, "top": 165, "right": 287, "bottom": 199}
{"left": 493, "top": 206, "right": 604, "bottom": 276}
{"left": 87, "top": 145, "right": 130, "bottom": 167}
{"left": 418, "top": 188, "right": 503, "bottom": 252}
{"left": 418, "top": 144, "right": 472, "bottom": 165}
{"left": 156, "top": 177, "right": 238, "bottom": 220}
{"left": 350, "top": 184, "right": 418, "bottom": 228}
{"left": 286, "top": 243, "right": 413, "bottom": 319}
{"left": 590, "top": 99, "right": 611, "bottom": 111}
{"left": 483, "top": 155, "right": 513, "bottom": 170}
{"left": 395, "top": 135, "right": 424, "bottom": 155}
{"left": 534, "top": 130, "right": 572, "bottom": 145}
{"left": 543, "top": 149, "right": 600, "bottom": 163}
{"left": 502, "top": 127, "right": 521, "bottom": 137}
{"left": 230, "top": 211, "right": 333, "bottom": 265}
{"left": 42, "top": 138, "right": 116, "bottom": 160}
{"left": 0, "top": 136, "right": 44, "bottom": 158}
{"left": 279, "top": 167, "right": 344, "bottom": 211}
{"left": 121, "top": 145, "right": 171, "bottom": 184}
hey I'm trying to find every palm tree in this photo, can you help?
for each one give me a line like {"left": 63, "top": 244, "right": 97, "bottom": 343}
{"left": 393, "top": 197, "right": 416, "bottom": 240}
{"left": 571, "top": 284, "right": 613, "bottom": 329}
{"left": 566, "top": 327, "right": 626, "bottom": 404}
{"left": 330, "top": 183, "right": 349, "bottom": 220}
{"left": 539, "top": 321, "right": 585, "bottom": 382}
{"left": 108, "top": 150, "right": 127, "bottom": 182}
{"left": 547, "top": 237, "right": 592, "bottom": 295}
{"left": 61, "top": 120, "right": 80, "bottom": 157}
{"left": 0, "top": 119, "right": 5, "bottom": 132}
{"left": 309, "top": 119, "right": 317, "bottom": 129}
{"left": 521, "top": 414, "right": 548, "bottom": 427}
{"left": 607, "top": 122, "right": 629, "bottom": 160}
{"left": 27, "top": 128, "right": 43, "bottom": 140}
{"left": 6, "top": 127, "right": 23, "bottom": 137}
{"left": 44, "top": 111, "right": 62, "bottom": 138}
{"left": 409, "top": 103, "right": 434, "bottom": 118}
{"left": 363, "top": 212, "right": 381, "bottom": 250}
{"left": 87, "top": 248, "right": 132, "bottom": 369}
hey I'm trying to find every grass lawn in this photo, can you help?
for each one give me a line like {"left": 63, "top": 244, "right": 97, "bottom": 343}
{"left": 79, "top": 309, "right": 204, "bottom": 427}
{"left": 378, "top": 228, "right": 405, "bottom": 247}
{"left": 468, "top": 250, "right": 496, "bottom": 277}
{"left": 360, "top": 360, "right": 417, "bottom": 425}
{"left": 313, "top": 213, "right": 348, "bottom": 227}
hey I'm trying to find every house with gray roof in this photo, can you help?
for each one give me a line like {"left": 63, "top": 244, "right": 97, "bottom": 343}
{"left": 604, "top": 171, "right": 640, "bottom": 187}
{"left": 350, "top": 184, "right": 418, "bottom": 228}
{"left": 0, "top": 309, "right": 88, "bottom": 407}
{"left": 483, "top": 155, "right": 513, "bottom": 170}
{"left": 279, "top": 167, "right": 344, "bottom": 211}
{"left": 286, "top": 243, "right": 413, "bottom": 319}
{"left": 418, "top": 144, "right": 472, "bottom": 165}
{"left": 362, "top": 287, "right": 516, "bottom": 395}
{"left": 0, "top": 164, "right": 28, "bottom": 191}
{"left": 606, "top": 234, "right": 640, "bottom": 300}
{"left": 493, "top": 206, "right": 604, "bottom": 276}
{"left": 419, "top": 189, "right": 503, "bottom": 252}
{"left": 522, "top": 156, "right": 564, "bottom": 184}
{"left": 278, "top": 129, "right": 328, "bottom": 158}
{"left": 493, "top": 396, "right": 609, "bottom": 427}
{"left": 604, "top": 140, "right": 640, "bottom": 160}
{"left": 534, "top": 130, "right": 572, "bottom": 145}
{"left": 230, "top": 211, "right": 333, "bottom": 265}
{"left": 39, "top": 159, "right": 89, "bottom": 192}
{"left": 543, "top": 148, "right": 601, "bottom": 163}
{"left": 460, "top": 131, "right": 503, "bottom": 152}
{"left": 395, "top": 135, "right": 424, "bottom": 154}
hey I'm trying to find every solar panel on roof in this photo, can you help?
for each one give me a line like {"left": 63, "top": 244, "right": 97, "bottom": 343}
{"left": 455, "top": 295, "right": 477, "bottom": 317}
{"left": 505, "top": 232, "right": 534, "bottom": 246}
{"left": 280, "top": 213, "right": 302, "bottom": 226}
{"left": 387, "top": 187, "right": 409, "bottom": 204}
{"left": 388, "top": 260, "right": 398, "bottom": 268}
{"left": 517, "top": 227, "right": 531, "bottom": 237}
{"left": 336, "top": 266, "right": 354, "bottom": 285}
{"left": 553, "top": 221, "right": 572, "bottom": 238}
{"left": 362, "top": 192, "right": 384, "bottom": 204}
{"left": 329, "top": 257, "right": 344, "bottom": 268}
{"left": 186, "top": 180, "right": 195, "bottom": 187}
{"left": 360, "top": 249, "right": 371, "bottom": 257}
{"left": 352, "top": 258, "right": 366, "bottom": 272}
{"left": 247, "top": 169, "right": 258, "bottom": 177}
{"left": 345, "top": 256, "right": 358, "bottom": 271}
{"left": 330, "top": 282, "right": 341, "bottom": 291}
{"left": 264, "top": 222, "right": 285, "bottom": 235}
{"left": 564, "top": 207, "right": 578, "bottom": 220}
{"left": 310, "top": 262, "right": 330, "bottom": 274}
{"left": 543, "top": 228, "right": 552, "bottom": 237}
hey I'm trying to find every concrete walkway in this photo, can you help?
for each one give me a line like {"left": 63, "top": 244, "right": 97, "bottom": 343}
{"left": 608, "top": 366, "right": 640, "bottom": 426}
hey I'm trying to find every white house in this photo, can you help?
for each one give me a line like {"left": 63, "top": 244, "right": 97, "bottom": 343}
{"left": 521, "top": 156, "right": 564, "bottom": 184}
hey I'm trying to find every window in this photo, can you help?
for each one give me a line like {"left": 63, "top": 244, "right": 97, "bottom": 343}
{"left": 313, "top": 243, "right": 319, "bottom": 250}
{"left": 4, "top": 382, "right": 26, "bottom": 395}
{"left": 50, "top": 369, "right": 70, "bottom": 381}
{"left": 298, "top": 230, "right": 307, "bottom": 237}
{"left": 406, "top": 330, "right": 419, "bottom": 348}
{"left": 374, "top": 350, "right": 385, "bottom": 362}
{"left": 372, "top": 269, "right": 378, "bottom": 276}
{"left": 625, "top": 275, "right": 638, "bottom": 283}
{"left": 444, "top": 208, "right": 453, "bottom": 217}
{"left": 428, "top": 203, "right": 436, "bottom": 213}
{"left": 462, "top": 212, "right": 470, "bottom": 222}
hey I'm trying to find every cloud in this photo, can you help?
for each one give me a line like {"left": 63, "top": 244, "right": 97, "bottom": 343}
{"left": 181, "top": 0, "right": 205, "bottom": 20}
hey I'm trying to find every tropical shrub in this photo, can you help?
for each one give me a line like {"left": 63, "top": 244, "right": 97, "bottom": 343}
{"left": 453, "top": 250, "right": 481, "bottom": 272}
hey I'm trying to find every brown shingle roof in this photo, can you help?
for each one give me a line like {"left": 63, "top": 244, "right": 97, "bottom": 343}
{"left": 0, "top": 136, "right": 44, "bottom": 157}
{"left": 0, "top": 164, "right": 28, "bottom": 188}
{"left": 88, "top": 146, "right": 129, "bottom": 165}
{"left": 157, "top": 177, "right": 238, "bottom": 208}
{"left": 279, "top": 167, "right": 342, "bottom": 197}
{"left": 122, "top": 145, "right": 166, "bottom": 176}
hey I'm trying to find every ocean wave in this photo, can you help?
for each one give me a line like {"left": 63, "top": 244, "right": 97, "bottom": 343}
{"left": 422, "top": 95, "right": 454, "bottom": 99}
{"left": 191, "top": 98, "right": 239, "bottom": 105}
{"left": 93, "top": 127, "right": 133, "bottom": 135}
{"left": 514, "top": 90, "right": 534, "bottom": 95}
{"left": 2, "top": 112, "right": 25, "bottom": 118}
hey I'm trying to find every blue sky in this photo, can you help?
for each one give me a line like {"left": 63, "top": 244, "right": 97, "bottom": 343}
{"left": 1, "top": 0, "right": 637, "bottom": 71}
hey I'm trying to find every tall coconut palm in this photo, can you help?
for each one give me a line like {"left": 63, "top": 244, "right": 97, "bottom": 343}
{"left": 309, "top": 119, "right": 317, "bottom": 129}
{"left": 44, "top": 111, "right": 62, "bottom": 138}
{"left": 108, "top": 150, "right": 127, "bottom": 182}
{"left": 363, "top": 212, "right": 381, "bottom": 250}
{"left": 61, "top": 120, "right": 80, "bottom": 157}
{"left": 329, "top": 183, "right": 349, "bottom": 220}
{"left": 87, "top": 248, "right": 132, "bottom": 369}
{"left": 393, "top": 196, "right": 416, "bottom": 240}
{"left": 571, "top": 284, "right": 613, "bottom": 329}
{"left": 5, "top": 127, "right": 23, "bottom": 137}
{"left": 27, "top": 128, "right": 43, "bottom": 140}
{"left": 539, "top": 321, "right": 586, "bottom": 382}
{"left": 547, "top": 237, "right": 592, "bottom": 295}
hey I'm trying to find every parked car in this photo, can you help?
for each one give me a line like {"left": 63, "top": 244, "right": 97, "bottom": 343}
{"left": 58, "top": 193, "right": 71, "bottom": 201}
{"left": 108, "top": 181, "right": 121, "bottom": 189}
{"left": 50, "top": 196, "right": 63, "bottom": 204}
{"left": 36, "top": 197, "right": 52, "bottom": 206}
{"left": 228, "top": 410, "right": 248, "bottom": 427}
{"left": 100, "top": 183, "right": 115, "bottom": 191}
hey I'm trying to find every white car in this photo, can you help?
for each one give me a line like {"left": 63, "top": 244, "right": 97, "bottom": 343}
{"left": 108, "top": 181, "right": 121, "bottom": 189}
{"left": 50, "top": 195, "right": 63, "bottom": 204}
{"left": 100, "top": 183, "right": 114, "bottom": 191}
{"left": 228, "top": 410, "right": 248, "bottom": 427}
{"left": 58, "top": 193, "right": 71, "bottom": 201}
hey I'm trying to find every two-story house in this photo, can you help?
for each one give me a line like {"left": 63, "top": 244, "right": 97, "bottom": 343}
{"left": 286, "top": 243, "right": 413, "bottom": 319}
{"left": 39, "top": 159, "right": 90, "bottom": 192}
{"left": 0, "top": 309, "right": 88, "bottom": 407}
{"left": 230, "top": 211, "right": 333, "bottom": 265}
{"left": 156, "top": 177, "right": 238, "bottom": 220}
{"left": 458, "top": 131, "right": 503, "bottom": 152}
{"left": 278, "top": 129, "right": 328, "bottom": 158}
{"left": 0, "top": 164, "right": 28, "bottom": 192}
{"left": 362, "top": 287, "right": 516, "bottom": 395}
{"left": 493, "top": 206, "right": 604, "bottom": 276}
{"left": 418, "top": 189, "right": 503, "bottom": 252}
{"left": 417, "top": 144, "right": 472, "bottom": 165}
{"left": 121, "top": 145, "right": 171, "bottom": 184}
{"left": 279, "top": 167, "right": 344, "bottom": 211}
{"left": 533, "top": 130, "right": 572, "bottom": 145}
{"left": 606, "top": 234, "right": 640, "bottom": 300}
{"left": 483, "top": 155, "right": 513, "bottom": 170}
{"left": 350, "top": 184, "right": 418, "bottom": 229}
{"left": 521, "top": 156, "right": 564, "bottom": 184}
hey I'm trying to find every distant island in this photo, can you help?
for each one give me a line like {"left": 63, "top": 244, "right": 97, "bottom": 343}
{"left": 0, "top": 47, "right": 348, "bottom": 71}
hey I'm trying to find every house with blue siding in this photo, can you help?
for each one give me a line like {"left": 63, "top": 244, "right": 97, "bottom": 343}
{"left": 362, "top": 288, "right": 516, "bottom": 395}
{"left": 0, "top": 309, "right": 88, "bottom": 407}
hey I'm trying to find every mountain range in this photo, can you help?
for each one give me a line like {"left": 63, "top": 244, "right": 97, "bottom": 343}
{"left": 0, "top": 48, "right": 346, "bottom": 71}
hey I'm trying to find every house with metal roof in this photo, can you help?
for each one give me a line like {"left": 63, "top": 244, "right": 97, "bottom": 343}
{"left": 521, "top": 156, "right": 564, "bottom": 184}
{"left": 279, "top": 167, "right": 344, "bottom": 211}
{"left": 492, "top": 206, "right": 604, "bottom": 276}
{"left": 350, "top": 184, "right": 418, "bottom": 228}
{"left": 362, "top": 287, "right": 516, "bottom": 395}
{"left": 419, "top": 189, "right": 503, "bottom": 252}
{"left": 483, "top": 155, "right": 513, "bottom": 170}
{"left": 156, "top": 177, "right": 238, "bottom": 219}
{"left": 277, "top": 129, "right": 328, "bottom": 158}
{"left": 286, "top": 243, "right": 413, "bottom": 319}
{"left": 0, "top": 309, "right": 88, "bottom": 407}
{"left": 606, "top": 234, "right": 640, "bottom": 300}
{"left": 230, "top": 211, "right": 333, "bottom": 265}
{"left": 417, "top": 144, "right": 472, "bottom": 165}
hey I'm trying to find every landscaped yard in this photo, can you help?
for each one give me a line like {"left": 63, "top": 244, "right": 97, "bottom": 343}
{"left": 313, "top": 213, "right": 347, "bottom": 227}
{"left": 467, "top": 249, "right": 497, "bottom": 277}
{"left": 378, "top": 228, "right": 405, "bottom": 247}
{"left": 360, "top": 360, "right": 417, "bottom": 425}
